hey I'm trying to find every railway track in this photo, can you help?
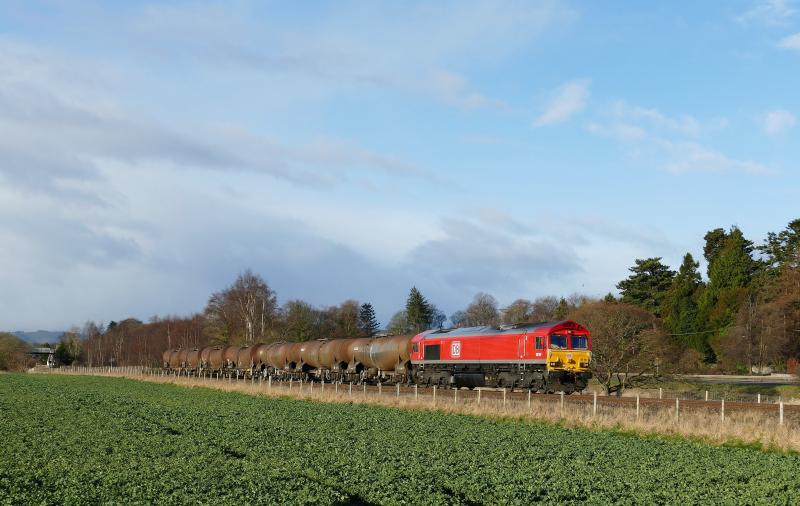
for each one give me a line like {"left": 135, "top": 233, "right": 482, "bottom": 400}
{"left": 163, "top": 369, "right": 800, "bottom": 416}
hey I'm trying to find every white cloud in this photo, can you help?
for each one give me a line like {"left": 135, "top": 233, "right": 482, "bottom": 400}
{"left": 763, "top": 109, "right": 796, "bottom": 135}
{"left": 586, "top": 122, "right": 646, "bottom": 141}
{"left": 738, "top": 0, "right": 796, "bottom": 25}
{"left": 129, "top": 1, "right": 574, "bottom": 109}
{"left": 533, "top": 79, "right": 590, "bottom": 127}
{"left": 777, "top": 32, "right": 800, "bottom": 49}
{"left": 661, "top": 141, "right": 769, "bottom": 175}
{"left": 587, "top": 99, "right": 768, "bottom": 176}
{"left": 429, "top": 69, "right": 507, "bottom": 110}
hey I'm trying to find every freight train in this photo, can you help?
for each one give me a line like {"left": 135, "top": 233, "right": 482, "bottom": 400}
{"left": 162, "top": 320, "right": 592, "bottom": 393}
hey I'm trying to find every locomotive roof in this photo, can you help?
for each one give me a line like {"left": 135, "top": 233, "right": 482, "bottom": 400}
{"left": 419, "top": 320, "right": 585, "bottom": 339}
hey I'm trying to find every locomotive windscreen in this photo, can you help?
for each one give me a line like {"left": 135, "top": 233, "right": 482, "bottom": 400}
{"left": 424, "top": 344, "right": 440, "bottom": 360}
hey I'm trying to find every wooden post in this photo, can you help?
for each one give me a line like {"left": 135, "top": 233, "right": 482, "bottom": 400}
{"left": 560, "top": 391, "right": 564, "bottom": 415}
{"left": 705, "top": 390, "right": 708, "bottom": 401}
{"left": 593, "top": 391, "right": 597, "bottom": 417}
{"left": 477, "top": 389, "right": 481, "bottom": 405}
{"left": 528, "top": 390, "right": 531, "bottom": 409}
{"left": 396, "top": 383, "right": 400, "bottom": 398}
{"left": 335, "top": 382, "right": 339, "bottom": 394}
{"left": 675, "top": 398, "right": 679, "bottom": 420}
{"left": 378, "top": 383, "right": 382, "bottom": 396}
{"left": 757, "top": 393, "right": 761, "bottom": 404}
{"left": 415, "top": 384, "right": 418, "bottom": 400}
{"left": 721, "top": 399, "right": 725, "bottom": 422}
{"left": 659, "top": 387, "right": 663, "bottom": 400}
{"left": 349, "top": 382, "right": 353, "bottom": 397}
{"left": 433, "top": 385, "right": 437, "bottom": 405}
{"left": 454, "top": 388, "right": 457, "bottom": 405}
{"left": 289, "top": 378, "right": 292, "bottom": 391}
{"left": 310, "top": 381, "right": 314, "bottom": 393}
{"left": 363, "top": 383, "right": 366, "bottom": 398}
{"left": 321, "top": 379, "right": 325, "bottom": 393}
{"left": 503, "top": 388, "right": 506, "bottom": 408}
{"left": 268, "top": 376, "right": 272, "bottom": 391}
{"left": 636, "top": 395, "right": 640, "bottom": 420}
{"left": 780, "top": 402, "right": 784, "bottom": 426}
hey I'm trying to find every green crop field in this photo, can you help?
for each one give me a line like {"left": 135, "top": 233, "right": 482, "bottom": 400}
{"left": 1, "top": 374, "right": 799, "bottom": 505}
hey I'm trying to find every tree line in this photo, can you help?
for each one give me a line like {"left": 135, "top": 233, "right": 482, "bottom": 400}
{"left": 3, "top": 219, "right": 797, "bottom": 390}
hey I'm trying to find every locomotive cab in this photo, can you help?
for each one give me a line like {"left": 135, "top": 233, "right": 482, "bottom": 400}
{"left": 546, "top": 332, "right": 591, "bottom": 372}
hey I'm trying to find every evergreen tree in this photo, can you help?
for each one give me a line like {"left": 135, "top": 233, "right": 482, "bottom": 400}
{"left": 554, "top": 297, "right": 570, "bottom": 319}
{"left": 703, "top": 228, "right": 728, "bottom": 276}
{"left": 405, "top": 287, "right": 433, "bottom": 333}
{"left": 661, "top": 253, "right": 703, "bottom": 340}
{"left": 697, "top": 227, "right": 758, "bottom": 360}
{"left": 758, "top": 218, "right": 800, "bottom": 271}
{"left": 358, "top": 303, "right": 380, "bottom": 337}
{"left": 616, "top": 257, "right": 676, "bottom": 317}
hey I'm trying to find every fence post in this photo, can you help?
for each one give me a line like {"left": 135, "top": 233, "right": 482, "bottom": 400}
{"left": 415, "top": 384, "right": 418, "bottom": 400}
{"left": 289, "top": 378, "right": 293, "bottom": 391}
{"left": 721, "top": 399, "right": 725, "bottom": 423}
{"left": 378, "top": 383, "right": 382, "bottom": 396}
{"left": 363, "top": 383, "right": 366, "bottom": 398}
{"left": 780, "top": 402, "right": 784, "bottom": 426}
{"left": 335, "top": 382, "right": 339, "bottom": 395}
{"left": 477, "top": 389, "right": 481, "bottom": 405}
{"left": 454, "top": 388, "right": 458, "bottom": 405}
{"left": 593, "top": 391, "right": 597, "bottom": 417}
{"left": 321, "top": 379, "right": 325, "bottom": 393}
{"left": 268, "top": 376, "right": 272, "bottom": 391}
{"left": 675, "top": 398, "right": 679, "bottom": 421}
{"left": 396, "top": 383, "right": 400, "bottom": 398}
{"left": 757, "top": 393, "right": 761, "bottom": 404}
{"left": 310, "top": 381, "right": 313, "bottom": 393}
{"left": 503, "top": 388, "right": 506, "bottom": 409}
{"left": 659, "top": 388, "right": 663, "bottom": 400}
{"left": 349, "top": 382, "right": 353, "bottom": 397}
{"left": 560, "top": 391, "right": 564, "bottom": 415}
{"left": 636, "top": 395, "right": 640, "bottom": 420}
{"left": 705, "top": 390, "right": 708, "bottom": 401}
{"left": 528, "top": 390, "right": 531, "bottom": 410}
{"left": 433, "top": 385, "right": 437, "bottom": 406}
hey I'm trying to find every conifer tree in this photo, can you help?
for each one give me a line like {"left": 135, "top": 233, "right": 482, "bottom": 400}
{"left": 358, "top": 302, "right": 380, "bottom": 337}
{"left": 554, "top": 297, "right": 570, "bottom": 319}
{"left": 697, "top": 227, "right": 758, "bottom": 360}
{"left": 616, "top": 257, "right": 675, "bottom": 317}
{"left": 405, "top": 287, "right": 433, "bottom": 333}
{"left": 661, "top": 253, "right": 703, "bottom": 341}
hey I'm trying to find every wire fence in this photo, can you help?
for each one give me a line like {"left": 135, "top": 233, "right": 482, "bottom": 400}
{"left": 40, "top": 365, "right": 799, "bottom": 429}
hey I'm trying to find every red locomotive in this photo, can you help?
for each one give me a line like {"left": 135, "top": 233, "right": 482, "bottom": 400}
{"left": 410, "top": 320, "right": 592, "bottom": 393}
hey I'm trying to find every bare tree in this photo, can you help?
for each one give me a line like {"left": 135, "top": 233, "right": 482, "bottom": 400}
{"left": 502, "top": 299, "right": 532, "bottom": 324}
{"left": 569, "top": 302, "right": 675, "bottom": 395}
{"left": 205, "top": 269, "right": 278, "bottom": 344}
{"left": 464, "top": 292, "right": 500, "bottom": 326}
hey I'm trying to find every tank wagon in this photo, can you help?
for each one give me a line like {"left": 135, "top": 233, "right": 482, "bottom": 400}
{"left": 162, "top": 320, "right": 592, "bottom": 393}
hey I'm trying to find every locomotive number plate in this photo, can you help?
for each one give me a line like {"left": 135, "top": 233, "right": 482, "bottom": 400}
{"left": 451, "top": 341, "right": 461, "bottom": 358}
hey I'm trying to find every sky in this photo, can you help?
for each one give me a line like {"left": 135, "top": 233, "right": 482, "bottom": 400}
{"left": 1, "top": 0, "right": 799, "bottom": 331}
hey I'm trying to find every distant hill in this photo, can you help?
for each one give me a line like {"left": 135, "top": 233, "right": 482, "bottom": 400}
{"left": 12, "top": 330, "right": 65, "bottom": 345}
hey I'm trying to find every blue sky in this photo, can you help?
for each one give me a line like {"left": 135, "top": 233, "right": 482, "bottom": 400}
{"left": 1, "top": 0, "right": 799, "bottom": 330}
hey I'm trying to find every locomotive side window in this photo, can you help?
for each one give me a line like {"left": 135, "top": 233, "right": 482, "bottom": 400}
{"left": 412, "top": 342, "right": 419, "bottom": 353}
{"left": 535, "top": 336, "right": 543, "bottom": 350}
{"left": 571, "top": 335, "right": 589, "bottom": 349}
{"left": 549, "top": 334, "right": 568, "bottom": 350}
{"left": 424, "top": 344, "right": 441, "bottom": 360}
